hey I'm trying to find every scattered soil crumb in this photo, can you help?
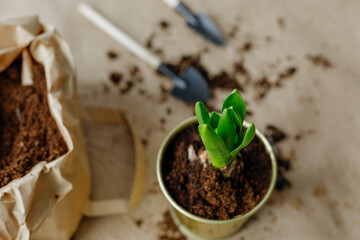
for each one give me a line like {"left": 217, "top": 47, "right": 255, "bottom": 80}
{"left": 277, "top": 18, "right": 285, "bottom": 29}
{"left": 160, "top": 118, "right": 166, "bottom": 124}
{"left": 141, "top": 138, "right": 148, "bottom": 146}
{"left": 201, "top": 47, "right": 210, "bottom": 54}
{"left": 211, "top": 71, "right": 243, "bottom": 90}
{"left": 263, "top": 226, "right": 271, "bottom": 232}
{"left": 254, "top": 76, "right": 271, "bottom": 99}
{"left": 334, "top": 219, "right": 344, "bottom": 227}
{"left": 289, "top": 195, "right": 303, "bottom": 210}
{"left": 159, "top": 84, "right": 169, "bottom": 103}
{"left": 307, "top": 129, "right": 316, "bottom": 134}
{"left": 159, "top": 20, "right": 170, "bottom": 30}
{"left": 169, "top": 55, "right": 243, "bottom": 91}
{"left": 241, "top": 42, "right": 253, "bottom": 52}
{"left": 129, "top": 65, "right": 140, "bottom": 77}
{"left": 275, "top": 158, "right": 292, "bottom": 190}
{"left": 313, "top": 186, "right": 328, "bottom": 197}
{"left": 166, "top": 107, "right": 172, "bottom": 115}
{"left": 146, "top": 33, "right": 156, "bottom": 49}
{"left": 246, "top": 110, "right": 253, "bottom": 116}
{"left": 107, "top": 50, "right": 118, "bottom": 60}
{"left": 307, "top": 54, "right": 333, "bottom": 68}
{"left": 329, "top": 200, "right": 338, "bottom": 207}
{"left": 298, "top": 95, "right": 314, "bottom": 104}
{"left": 135, "top": 219, "right": 143, "bottom": 227}
{"left": 228, "top": 25, "right": 239, "bottom": 38}
{"left": 265, "top": 124, "right": 292, "bottom": 191}
{"left": 275, "top": 66, "right": 297, "bottom": 87}
{"left": 157, "top": 211, "right": 187, "bottom": 240}
{"left": 154, "top": 48, "right": 164, "bottom": 56}
{"left": 267, "top": 210, "right": 277, "bottom": 222}
{"left": 148, "top": 188, "right": 159, "bottom": 194}
{"left": 109, "top": 72, "right": 123, "bottom": 85}
{"left": 145, "top": 32, "right": 163, "bottom": 56}
{"left": 139, "top": 89, "right": 146, "bottom": 95}
{"left": 294, "top": 132, "right": 303, "bottom": 141}
{"left": 119, "top": 81, "right": 134, "bottom": 94}
{"left": 129, "top": 65, "right": 144, "bottom": 83}
{"left": 265, "top": 36, "right": 273, "bottom": 42}
{"left": 103, "top": 84, "right": 110, "bottom": 94}
{"left": 265, "top": 125, "right": 288, "bottom": 142}
{"left": 344, "top": 201, "right": 354, "bottom": 209}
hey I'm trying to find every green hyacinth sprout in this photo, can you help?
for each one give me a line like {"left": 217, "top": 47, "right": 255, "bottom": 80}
{"left": 195, "top": 89, "right": 256, "bottom": 169}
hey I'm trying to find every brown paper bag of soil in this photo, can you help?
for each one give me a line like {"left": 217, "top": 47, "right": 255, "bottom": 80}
{"left": 0, "top": 16, "right": 147, "bottom": 239}
{"left": 0, "top": 16, "right": 91, "bottom": 239}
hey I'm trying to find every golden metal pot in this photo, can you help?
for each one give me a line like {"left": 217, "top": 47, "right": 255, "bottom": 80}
{"left": 157, "top": 116, "right": 277, "bottom": 239}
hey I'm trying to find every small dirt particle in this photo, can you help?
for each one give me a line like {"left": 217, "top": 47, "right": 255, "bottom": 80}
{"left": 265, "top": 125, "right": 287, "bottom": 142}
{"left": 228, "top": 25, "right": 239, "bottom": 38}
{"left": 146, "top": 33, "right": 156, "bottom": 49}
{"left": 313, "top": 186, "right": 328, "bottom": 197}
{"left": 119, "top": 81, "right": 134, "bottom": 94}
{"left": 109, "top": 72, "right": 123, "bottom": 85}
{"left": 277, "top": 18, "right": 285, "bottom": 29}
{"left": 157, "top": 211, "right": 187, "bottom": 240}
{"left": 254, "top": 76, "right": 271, "bottom": 99}
{"left": 135, "top": 219, "right": 143, "bottom": 227}
{"left": 103, "top": 84, "right": 110, "bottom": 94}
{"left": 159, "top": 20, "right": 170, "bottom": 30}
{"left": 141, "top": 138, "right": 148, "bottom": 146}
{"left": 139, "top": 89, "right": 146, "bottom": 95}
{"left": 107, "top": 50, "right": 118, "bottom": 60}
{"left": 294, "top": 133, "right": 303, "bottom": 140}
{"left": 275, "top": 67, "right": 297, "bottom": 87}
{"left": 307, "top": 54, "right": 333, "bottom": 68}
{"left": 241, "top": 42, "right": 253, "bottom": 52}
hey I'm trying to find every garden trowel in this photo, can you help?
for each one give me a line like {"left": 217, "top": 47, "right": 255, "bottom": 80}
{"left": 79, "top": 3, "right": 210, "bottom": 103}
{"left": 162, "top": 0, "right": 233, "bottom": 52}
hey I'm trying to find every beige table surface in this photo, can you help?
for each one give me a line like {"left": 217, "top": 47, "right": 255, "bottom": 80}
{"left": 1, "top": 0, "right": 360, "bottom": 239}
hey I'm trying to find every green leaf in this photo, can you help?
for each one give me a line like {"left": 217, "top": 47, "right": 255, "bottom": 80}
{"left": 198, "top": 124, "right": 232, "bottom": 168}
{"left": 222, "top": 89, "right": 246, "bottom": 123}
{"left": 195, "top": 102, "right": 210, "bottom": 125}
{"left": 217, "top": 109, "right": 236, "bottom": 151}
{"left": 234, "top": 130, "right": 245, "bottom": 148}
{"left": 228, "top": 107, "right": 242, "bottom": 130}
{"left": 209, "top": 112, "right": 220, "bottom": 129}
{"left": 230, "top": 123, "right": 256, "bottom": 159}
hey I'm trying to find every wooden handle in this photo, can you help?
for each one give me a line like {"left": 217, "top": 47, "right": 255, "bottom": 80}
{"left": 162, "top": 0, "right": 180, "bottom": 8}
{"left": 78, "top": 3, "right": 161, "bottom": 69}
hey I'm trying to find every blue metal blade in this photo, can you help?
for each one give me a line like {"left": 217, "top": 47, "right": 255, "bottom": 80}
{"left": 175, "top": 2, "right": 226, "bottom": 46}
{"left": 158, "top": 64, "right": 210, "bottom": 103}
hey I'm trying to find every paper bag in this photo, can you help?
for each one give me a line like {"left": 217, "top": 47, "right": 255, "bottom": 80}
{"left": 0, "top": 16, "right": 91, "bottom": 240}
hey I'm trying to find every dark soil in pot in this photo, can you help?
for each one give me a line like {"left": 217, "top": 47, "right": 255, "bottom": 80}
{"left": 162, "top": 124, "right": 272, "bottom": 220}
{"left": 0, "top": 58, "right": 68, "bottom": 187}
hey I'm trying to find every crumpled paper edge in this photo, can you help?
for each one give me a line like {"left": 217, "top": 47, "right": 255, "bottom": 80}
{"left": 0, "top": 16, "right": 90, "bottom": 240}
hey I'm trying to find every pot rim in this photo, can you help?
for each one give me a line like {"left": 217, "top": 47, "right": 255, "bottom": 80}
{"left": 156, "top": 116, "right": 277, "bottom": 225}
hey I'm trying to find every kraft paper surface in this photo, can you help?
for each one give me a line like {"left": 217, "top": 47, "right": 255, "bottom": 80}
{"left": 1, "top": 0, "right": 360, "bottom": 239}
